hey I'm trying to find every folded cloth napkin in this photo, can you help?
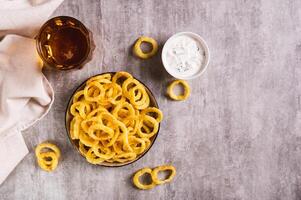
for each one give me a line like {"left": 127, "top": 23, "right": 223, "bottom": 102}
{"left": 0, "top": 0, "right": 63, "bottom": 185}
{"left": 0, "top": 0, "right": 63, "bottom": 37}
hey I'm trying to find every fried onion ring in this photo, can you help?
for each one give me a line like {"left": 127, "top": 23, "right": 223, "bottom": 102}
{"left": 151, "top": 165, "right": 176, "bottom": 185}
{"left": 132, "top": 167, "right": 156, "bottom": 190}
{"left": 133, "top": 36, "right": 158, "bottom": 59}
{"left": 167, "top": 80, "right": 191, "bottom": 101}
{"left": 35, "top": 142, "right": 61, "bottom": 172}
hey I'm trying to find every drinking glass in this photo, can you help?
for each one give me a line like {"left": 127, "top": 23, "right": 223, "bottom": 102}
{"left": 36, "top": 16, "right": 94, "bottom": 70}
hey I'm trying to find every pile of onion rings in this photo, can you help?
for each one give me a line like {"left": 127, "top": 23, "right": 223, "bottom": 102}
{"left": 35, "top": 142, "right": 61, "bottom": 172}
{"left": 132, "top": 165, "right": 176, "bottom": 190}
{"left": 68, "top": 71, "right": 163, "bottom": 164}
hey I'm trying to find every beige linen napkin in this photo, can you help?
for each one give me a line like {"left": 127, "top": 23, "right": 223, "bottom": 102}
{"left": 0, "top": 0, "right": 63, "bottom": 185}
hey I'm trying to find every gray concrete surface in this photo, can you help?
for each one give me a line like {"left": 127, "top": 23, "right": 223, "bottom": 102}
{"left": 1, "top": 0, "right": 301, "bottom": 199}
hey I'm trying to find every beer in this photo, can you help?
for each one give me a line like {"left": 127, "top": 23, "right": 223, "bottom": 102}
{"left": 36, "top": 16, "right": 93, "bottom": 70}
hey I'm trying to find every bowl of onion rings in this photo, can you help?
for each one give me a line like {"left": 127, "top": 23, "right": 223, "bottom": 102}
{"left": 65, "top": 71, "right": 162, "bottom": 167}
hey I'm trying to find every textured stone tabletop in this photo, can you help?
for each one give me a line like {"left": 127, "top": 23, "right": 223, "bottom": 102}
{"left": 1, "top": 0, "right": 301, "bottom": 199}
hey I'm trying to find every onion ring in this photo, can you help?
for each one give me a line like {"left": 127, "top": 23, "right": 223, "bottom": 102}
{"left": 167, "top": 80, "right": 191, "bottom": 101}
{"left": 151, "top": 165, "right": 176, "bottom": 185}
{"left": 137, "top": 115, "right": 159, "bottom": 138}
{"left": 141, "top": 107, "right": 163, "bottom": 122}
{"left": 35, "top": 142, "right": 61, "bottom": 172}
{"left": 133, "top": 36, "right": 158, "bottom": 59}
{"left": 132, "top": 167, "right": 156, "bottom": 190}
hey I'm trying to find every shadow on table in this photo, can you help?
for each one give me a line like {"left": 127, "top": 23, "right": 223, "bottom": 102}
{"left": 128, "top": 41, "right": 175, "bottom": 99}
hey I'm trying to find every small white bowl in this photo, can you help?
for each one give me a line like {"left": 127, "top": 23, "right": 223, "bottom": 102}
{"left": 161, "top": 32, "right": 210, "bottom": 80}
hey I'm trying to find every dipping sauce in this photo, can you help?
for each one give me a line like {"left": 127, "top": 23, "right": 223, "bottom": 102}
{"left": 162, "top": 32, "right": 210, "bottom": 79}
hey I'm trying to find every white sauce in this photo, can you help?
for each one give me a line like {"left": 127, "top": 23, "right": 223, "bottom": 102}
{"left": 165, "top": 35, "right": 205, "bottom": 78}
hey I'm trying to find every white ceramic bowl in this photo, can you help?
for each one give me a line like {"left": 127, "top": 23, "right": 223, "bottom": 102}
{"left": 161, "top": 32, "right": 210, "bottom": 80}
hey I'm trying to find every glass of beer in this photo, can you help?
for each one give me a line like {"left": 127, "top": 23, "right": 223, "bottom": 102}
{"left": 36, "top": 16, "right": 94, "bottom": 70}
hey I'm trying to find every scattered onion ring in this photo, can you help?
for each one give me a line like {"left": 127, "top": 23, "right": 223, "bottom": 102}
{"left": 132, "top": 167, "right": 156, "bottom": 190}
{"left": 167, "top": 80, "right": 191, "bottom": 101}
{"left": 151, "top": 165, "right": 176, "bottom": 185}
{"left": 35, "top": 142, "right": 61, "bottom": 172}
{"left": 133, "top": 36, "right": 158, "bottom": 59}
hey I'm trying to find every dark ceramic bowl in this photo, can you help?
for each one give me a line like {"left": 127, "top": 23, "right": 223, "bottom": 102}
{"left": 65, "top": 72, "right": 160, "bottom": 167}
